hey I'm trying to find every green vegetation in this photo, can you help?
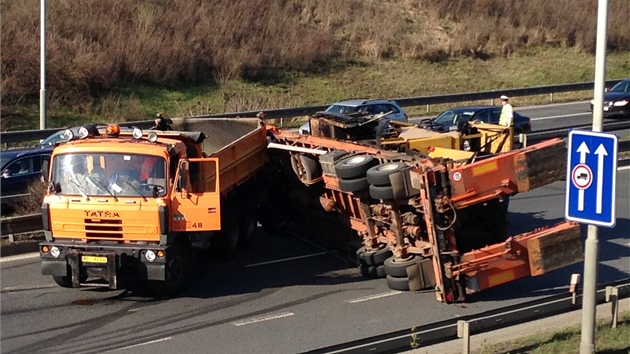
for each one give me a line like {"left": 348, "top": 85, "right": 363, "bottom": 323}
{"left": 1, "top": 0, "right": 629, "bottom": 131}
{"left": 472, "top": 311, "right": 630, "bottom": 354}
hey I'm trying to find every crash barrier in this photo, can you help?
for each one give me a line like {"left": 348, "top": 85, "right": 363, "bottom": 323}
{"left": 305, "top": 279, "right": 630, "bottom": 354}
{"left": 0, "top": 214, "right": 43, "bottom": 241}
{"left": 0, "top": 79, "right": 623, "bottom": 144}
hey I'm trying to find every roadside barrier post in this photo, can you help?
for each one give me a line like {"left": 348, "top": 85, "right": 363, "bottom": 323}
{"left": 570, "top": 273, "right": 581, "bottom": 305}
{"left": 457, "top": 320, "right": 470, "bottom": 354}
{"left": 605, "top": 286, "right": 619, "bottom": 328}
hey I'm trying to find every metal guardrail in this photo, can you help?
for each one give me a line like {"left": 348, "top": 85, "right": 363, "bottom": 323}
{"left": 0, "top": 79, "right": 623, "bottom": 144}
{"left": 306, "top": 279, "right": 630, "bottom": 354}
{"left": 0, "top": 214, "right": 42, "bottom": 237}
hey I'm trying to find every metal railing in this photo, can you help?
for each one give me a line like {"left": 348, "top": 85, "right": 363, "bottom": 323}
{"left": 1, "top": 79, "right": 623, "bottom": 144}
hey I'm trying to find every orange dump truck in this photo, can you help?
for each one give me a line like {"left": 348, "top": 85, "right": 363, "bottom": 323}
{"left": 264, "top": 127, "right": 583, "bottom": 303}
{"left": 39, "top": 118, "right": 267, "bottom": 296}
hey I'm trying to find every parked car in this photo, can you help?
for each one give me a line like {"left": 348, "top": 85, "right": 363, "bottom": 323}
{"left": 420, "top": 105, "right": 532, "bottom": 134}
{"left": 590, "top": 79, "right": 630, "bottom": 117}
{"left": 0, "top": 147, "right": 52, "bottom": 215}
{"left": 299, "top": 99, "right": 408, "bottom": 135}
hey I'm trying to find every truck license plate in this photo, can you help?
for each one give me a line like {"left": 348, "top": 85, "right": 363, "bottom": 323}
{"left": 82, "top": 255, "right": 107, "bottom": 264}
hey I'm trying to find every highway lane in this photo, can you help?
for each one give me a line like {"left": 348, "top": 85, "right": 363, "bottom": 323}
{"left": 410, "top": 100, "right": 627, "bottom": 132}
{"left": 1, "top": 166, "right": 628, "bottom": 354}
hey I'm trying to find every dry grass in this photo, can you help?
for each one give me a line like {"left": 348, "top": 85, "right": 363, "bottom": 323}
{"left": 1, "top": 0, "right": 628, "bottom": 130}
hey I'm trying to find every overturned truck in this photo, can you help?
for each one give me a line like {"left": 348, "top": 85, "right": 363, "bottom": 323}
{"left": 264, "top": 126, "right": 582, "bottom": 303}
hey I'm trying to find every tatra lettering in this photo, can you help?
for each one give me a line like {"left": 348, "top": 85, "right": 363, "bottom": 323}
{"left": 83, "top": 210, "right": 120, "bottom": 218}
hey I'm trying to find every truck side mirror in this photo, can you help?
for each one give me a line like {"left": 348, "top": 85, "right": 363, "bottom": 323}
{"left": 177, "top": 161, "right": 189, "bottom": 198}
{"left": 41, "top": 160, "right": 50, "bottom": 182}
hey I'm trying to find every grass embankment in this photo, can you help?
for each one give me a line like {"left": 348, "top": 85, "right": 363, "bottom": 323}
{"left": 473, "top": 311, "right": 630, "bottom": 354}
{"left": 2, "top": 0, "right": 629, "bottom": 130}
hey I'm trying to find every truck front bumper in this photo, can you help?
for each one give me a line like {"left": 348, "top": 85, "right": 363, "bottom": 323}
{"left": 40, "top": 242, "right": 167, "bottom": 289}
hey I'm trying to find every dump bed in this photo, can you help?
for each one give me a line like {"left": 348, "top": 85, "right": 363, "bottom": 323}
{"left": 169, "top": 117, "right": 268, "bottom": 195}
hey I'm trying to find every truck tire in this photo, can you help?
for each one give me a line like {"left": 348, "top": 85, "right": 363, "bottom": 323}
{"left": 338, "top": 177, "right": 369, "bottom": 193}
{"left": 356, "top": 246, "right": 392, "bottom": 266}
{"left": 384, "top": 255, "right": 421, "bottom": 278}
{"left": 369, "top": 184, "right": 395, "bottom": 200}
{"left": 238, "top": 212, "right": 258, "bottom": 250}
{"left": 216, "top": 212, "right": 240, "bottom": 260}
{"left": 148, "top": 243, "right": 191, "bottom": 298}
{"left": 334, "top": 155, "right": 378, "bottom": 179}
{"left": 386, "top": 275, "right": 410, "bottom": 291}
{"left": 366, "top": 162, "right": 407, "bottom": 186}
{"left": 291, "top": 154, "right": 321, "bottom": 183}
{"left": 360, "top": 264, "right": 386, "bottom": 279}
{"left": 52, "top": 268, "right": 88, "bottom": 288}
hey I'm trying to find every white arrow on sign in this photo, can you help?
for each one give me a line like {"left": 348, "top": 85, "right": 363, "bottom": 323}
{"left": 595, "top": 143, "right": 608, "bottom": 214}
{"left": 576, "top": 142, "right": 590, "bottom": 211}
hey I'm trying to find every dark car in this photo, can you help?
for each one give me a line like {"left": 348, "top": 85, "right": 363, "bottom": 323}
{"left": 421, "top": 105, "right": 532, "bottom": 134}
{"left": 300, "top": 99, "right": 408, "bottom": 135}
{"left": 1, "top": 147, "right": 52, "bottom": 215}
{"left": 590, "top": 79, "right": 630, "bottom": 117}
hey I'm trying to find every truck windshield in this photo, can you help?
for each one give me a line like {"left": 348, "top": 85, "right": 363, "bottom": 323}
{"left": 50, "top": 153, "right": 167, "bottom": 197}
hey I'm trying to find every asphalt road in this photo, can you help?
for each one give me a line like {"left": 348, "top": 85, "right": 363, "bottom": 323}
{"left": 1, "top": 102, "right": 629, "bottom": 354}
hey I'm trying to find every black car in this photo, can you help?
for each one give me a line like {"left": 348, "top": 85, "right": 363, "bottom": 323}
{"left": 421, "top": 105, "right": 532, "bottom": 134}
{"left": 590, "top": 79, "right": 630, "bottom": 117}
{"left": 1, "top": 147, "right": 52, "bottom": 215}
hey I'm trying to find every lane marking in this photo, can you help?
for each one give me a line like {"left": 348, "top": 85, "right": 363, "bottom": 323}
{"left": 0, "top": 253, "right": 39, "bottom": 263}
{"left": 231, "top": 312, "right": 294, "bottom": 326}
{"left": 346, "top": 290, "right": 402, "bottom": 304}
{"left": 245, "top": 251, "right": 330, "bottom": 268}
{"left": 530, "top": 112, "right": 591, "bottom": 121}
{"left": 106, "top": 337, "right": 172, "bottom": 352}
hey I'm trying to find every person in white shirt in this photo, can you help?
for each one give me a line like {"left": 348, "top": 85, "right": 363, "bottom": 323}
{"left": 499, "top": 95, "right": 514, "bottom": 127}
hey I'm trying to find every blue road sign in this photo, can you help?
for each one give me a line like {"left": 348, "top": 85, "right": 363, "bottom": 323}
{"left": 565, "top": 130, "right": 618, "bottom": 227}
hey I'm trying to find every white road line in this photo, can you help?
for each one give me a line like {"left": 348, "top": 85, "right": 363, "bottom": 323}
{"left": 618, "top": 165, "right": 630, "bottom": 171}
{"left": 0, "top": 252, "right": 39, "bottom": 263}
{"left": 530, "top": 112, "right": 591, "bottom": 121}
{"left": 245, "top": 252, "right": 329, "bottom": 268}
{"left": 346, "top": 290, "right": 402, "bottom": 304}
{"left": 231, "top": 312, "right": 294, "bottom": 326}
{"left": 106, "top": 337, "right": 172, "bottom": 352}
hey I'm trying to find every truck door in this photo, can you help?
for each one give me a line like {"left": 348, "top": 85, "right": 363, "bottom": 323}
{"left": 170, "top": 157, "right": 221, "bottom": 232}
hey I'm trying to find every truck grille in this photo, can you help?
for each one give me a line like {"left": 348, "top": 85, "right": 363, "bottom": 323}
{"left": 84, "top": 218, "right": 123, "bottom": 238}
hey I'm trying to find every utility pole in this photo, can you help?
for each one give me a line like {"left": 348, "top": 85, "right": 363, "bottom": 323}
{"left": 40, "top": 0, "right": 47, "bottom": 130}
{"left": 580, "top": 0, "right": 608, "bottom": 353}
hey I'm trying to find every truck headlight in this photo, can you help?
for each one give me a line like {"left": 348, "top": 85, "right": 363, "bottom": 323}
{"left": 50, "top": 246, "right": 61, "bottom": 258}
{"left": 145, "top": 250, "right": 156, "bottom": 262}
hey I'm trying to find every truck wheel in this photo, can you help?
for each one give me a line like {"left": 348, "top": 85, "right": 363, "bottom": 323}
{"left": 52, "top": 268, "right": 88, "bottom": 288}
{"left": 217, "top": 213, "right": 240, "bottom": 260}
{"left": 369, "top": 184, "right": 395, "bottom": 200}
{"left": 360, "top": 264, "right": 386, "bottom": 279}
{"left": 334, "top": 155, "right": 378, "bottom": 179}
{"left": 291, "top": 154, "right": 321, "bottom": 183}
{"left": 386, "top": 275, "right": 410, "bottom": 291}
{"left": 52, "top": 275, "right": 73, "bottom": 288}
{"left": 384, "top": 255, "right": 421, "bottom": 278}
{"left": 366, "top": 162, "right": 407, "bottom": 186}
{"left": 338, "top": 177, "right": 369, "bottom": 193}
{"left": 356, "top": 246, "right": 392, "bottom": 266}
{"left": 238, "top": 209, "right": 258, "bottom": 249}
{"left": 148, "top": 243, "right": 190, "bottom": 298}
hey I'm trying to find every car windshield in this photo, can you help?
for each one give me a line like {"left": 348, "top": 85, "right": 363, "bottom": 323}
{"left": 50, "top": 153, "right": 167, "bottom": 197}
{"left": 0, "top": 155, "right": 16, "bottom": 171}
{"left": 40, "top": 131, "right": 68, "bottom": 147}
{"left": 609, "top": 80, "right": 630, "bottom": 93}
{"left": 433, "top": 110, "right": 475, "bottom": 125}
{"left": 325, "top": 104, "right": 361, "bottom": 115}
